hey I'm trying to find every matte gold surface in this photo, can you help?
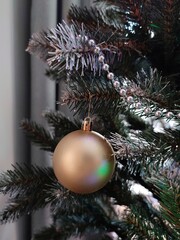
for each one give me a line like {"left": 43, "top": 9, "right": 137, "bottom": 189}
{"left": 53, "top": 130, "right": 115, "bottom": 194}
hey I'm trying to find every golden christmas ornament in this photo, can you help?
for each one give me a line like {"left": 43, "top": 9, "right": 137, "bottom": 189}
{"left": 53, "top": 117, "right": 115, "bottom": 194}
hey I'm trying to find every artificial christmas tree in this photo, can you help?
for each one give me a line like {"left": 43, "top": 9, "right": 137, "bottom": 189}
{"left": 0, "top": 0, "right": 180, "bottom": 239}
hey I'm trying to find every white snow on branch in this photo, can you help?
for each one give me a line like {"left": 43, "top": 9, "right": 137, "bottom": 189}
{"left": 129, "top": 181, "right": 160, "bottom": 211}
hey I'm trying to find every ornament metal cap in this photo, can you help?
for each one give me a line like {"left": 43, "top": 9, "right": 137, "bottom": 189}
{"left": 82, "top": 117, "right": 92, "bottom": 131}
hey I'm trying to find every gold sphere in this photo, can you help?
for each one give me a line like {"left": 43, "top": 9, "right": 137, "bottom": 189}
{"left": 53, "top": 130, "right": 115, "bottom": 194}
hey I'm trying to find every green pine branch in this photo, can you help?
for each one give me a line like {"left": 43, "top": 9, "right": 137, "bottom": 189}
{"left": 62, "top": 71, "right": 180, "bottom": 122}
{"left": 27, "top": 21, "right": 122, "bottom": 76}
{"left": 110, "top": 132, "right": 153, "bottom": 158}
{"left": 163, "top": 0, "right": 180, "bottom": 60}
{"left": 109, "top": 132, "right": 155, "bottom": 177}
{"left": 43, "top": 110, "right": 80, "bottom": 137}
{"left": 0, "top": 165, "right": 63, "bottom": 224}
{"left": 136, "top": 68, "right": 180, "bottom": 112}
{"left": 62, "top": 73, "right": 122, "bottom": 116}
{"left": 52, "top": 194, "right": 124, "bottom": 239}
{"left": 109, "top": 120, "right": 179, "bottom": 180}
{"left": 68, "top": 6, "right": 146, "bottom": 74}
{"left": 44, "top": 109, "right": 118, "bottom": 137}
{"left": 45, "top": 67, "right": 67, "bottom": 82}
{"left": 32, "top": 225, "right": 114, "bottom": 240}
{"left": 103, "top": 172, "right": 134, "bottom": 206}
{"left": 27, "top": 20, "right": 144, "bottom": 79}
{"left": 94, "top": 0, "right": 180, "bottom": 88}
{"left": 0, "top": 195, "right": 46, "bottom": 224}
{"left": 139, "top": 129, "right": 180, "bottom": 163}
{"left": 90, "top": 114, "right": 118, "bottom": 136}
{"left": 94, "top": 0, "right": 146, "bottom": 29}
{"left": 148, "top": 175, "right": 180, "bottom": 238}
{"left": 68, "top": 5, "right": 113, "bottom": 30}
{"left": 93, "top": 0, "right": 163, "bottom": 34}
{"left": 94, "top": 0, "right": 168, "bottom": 33}
{"left": 26, "top": 31, "right": 54, "bottom": 61}
{"left": 126, "top": 202, "right": 176, "bottom": 239}
{"left": 20, "top": 119, "right": 58, "bottom": 152}
{"left": 0, "top": 164, "right": 55, "bottom": 196}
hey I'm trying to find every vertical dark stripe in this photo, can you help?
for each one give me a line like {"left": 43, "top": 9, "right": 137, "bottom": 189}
{"left": 25, "top": 1, "right": 32, "bottom": 239}
{"left": 26, "top": 1, "right": 32, "bottom": 237}
{"left": 57, "top": 0, "right": 62, "bottom": 28}
{"left": 15, "top": 0, "right": 32, "bottom": 239}
{"left": 55, "top": 0, "right": 62, "bottom": 111}
{"left": 25, "top": 0, "right": 32, "bottom": 237}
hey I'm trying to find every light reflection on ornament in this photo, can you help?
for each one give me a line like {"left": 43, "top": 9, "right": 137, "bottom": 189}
{"left": 85, "top": 159, "right": 111, "bottom": 185}
{"left": 85, "top": 174, "right": 98, "bottom": 184}
{"left": 97, "top": 160, "right": 110, "bottom": 178}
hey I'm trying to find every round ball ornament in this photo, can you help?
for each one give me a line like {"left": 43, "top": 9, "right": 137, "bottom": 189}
{"left": 53, "top": 117, "right": 115, "bottom": 194}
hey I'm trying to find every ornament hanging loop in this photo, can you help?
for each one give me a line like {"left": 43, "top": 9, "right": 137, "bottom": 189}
{"left": 82, "top": 117, "right": 92, "bottom": 131}
{"left": 81, "top": 93, "right": 93, "bottom": 131}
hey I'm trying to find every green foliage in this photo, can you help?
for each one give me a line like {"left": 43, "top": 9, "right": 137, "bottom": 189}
{"left": 93, "top": 0, "right": 180, "bottom": 90}
{"left": 149, "top": 175, "right": 180, "bottom": 238}
{"left": 68, "top": 5, "right": 110, "bottom": 30}
{"left": 43, "top": 110, "right": 80, "bottom": 138}
{"left": 0, "top": 164, "right": 55, "bottom": 196}
{"left": 27, "top": 21, "right": 122, "bottom": 76}
{"left": 26, "top": 31, "right": 53, "bottom": 61}
{"left": 62, "top": 73, "right": 121, "bottom": 116}
{"left": 20, "top": 119, "right": 57, "bottom": 152}
{"left": 61, "top": 70, "right": 180, "bottom": 121}
{"left": 126, "top": 202, "right": 175, "bottom": 239}
{"left": 94, "top": 0, "right": 145, "bottom": 30}
{"left": 46, "top": 68, "right": 67, "bottom": 82}
{"left": 110, "top": 132, "right": 154, "bottom": 177}
{"left": 20, "top": 114, "right": 81, "bottom": 152}
{"left": 136, "top": 68, "right": 178, "bottom": 108}
{"left": 0, "top": 164, "right": 63, "bottom": 223}
{"left": 52, "top": 194, "right": 124, "bottom": 239}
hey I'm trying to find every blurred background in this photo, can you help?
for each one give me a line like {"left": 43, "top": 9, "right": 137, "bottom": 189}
{"left": 0, "top": 1, "right": 93, "bottom": 239}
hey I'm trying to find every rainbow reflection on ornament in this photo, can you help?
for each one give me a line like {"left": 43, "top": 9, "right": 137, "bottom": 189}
{"left": 85, "top": 159, "right": 111, "bottom": 185}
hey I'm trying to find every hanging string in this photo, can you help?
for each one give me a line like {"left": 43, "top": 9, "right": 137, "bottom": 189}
{"left": 88, "top": 93, "right": 92, "bottom": 117}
